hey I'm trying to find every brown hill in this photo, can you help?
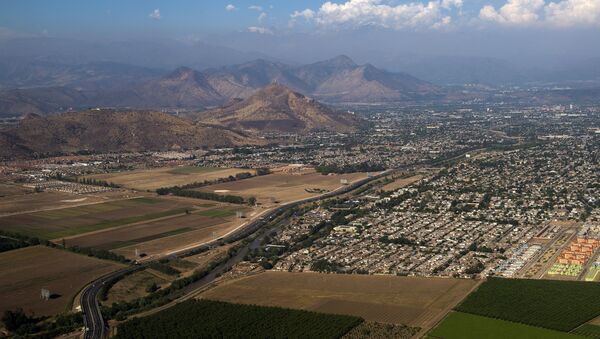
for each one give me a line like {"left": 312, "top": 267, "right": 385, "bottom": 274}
{"left": 194, "top": 83, "right": 360, "bottom": 133}
{"left": 312, "top": 63, "right": 439, "bottom": 102}
{"left": 0, "top": 110, "right": 258, "bottom": 158}
{"left": 97, "top": 67, "right": 224, "bottom": 109}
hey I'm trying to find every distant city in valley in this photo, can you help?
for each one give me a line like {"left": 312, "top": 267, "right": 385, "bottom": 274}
{"left": 1, "top": 1, "right": 600, "bottom": 338}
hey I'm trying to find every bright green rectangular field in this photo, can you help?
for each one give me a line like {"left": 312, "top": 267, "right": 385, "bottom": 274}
{"left": 429, "top": 312, "right": 584, "bottom": 339}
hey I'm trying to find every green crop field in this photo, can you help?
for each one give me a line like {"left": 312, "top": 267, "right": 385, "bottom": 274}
{"left": 167, "top": 166, "right": 220, "bottom": 175}
{"left": 456, "top": 278, "right": 600, "bottom": 332}
{"left": 0, "top": 197, "right": 191, "bottom": 239}
{"left": 115, "top": 299, "right": 362, "bottom": 339}
{"left": 572, "top": 324, "right": 600, "bottom": 338}
{"left": 197, "top": 208, "right": 237, "bottom": 218}
{"left": 429, "top": 312, "right": 584, "bottom": 339}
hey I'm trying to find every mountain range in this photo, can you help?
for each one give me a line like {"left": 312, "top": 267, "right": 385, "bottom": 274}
{"left": 0, "top": 55, "right": 443, "bottom": 115}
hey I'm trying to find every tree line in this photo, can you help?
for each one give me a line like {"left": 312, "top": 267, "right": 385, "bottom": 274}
{"left": 316, "top": 162, "right": 385, "bottom": 175}
{"left": 114, "top": 299, "right": 362, "bottom": 339}
{"left": 52, "top": 174, "right": 121, "bottom": 188}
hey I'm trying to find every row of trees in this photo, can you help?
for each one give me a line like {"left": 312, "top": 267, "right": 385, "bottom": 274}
{"left": 156, "top": 187, "right": 249, "bottom": 205}
{"left": 0, "top": 230, "right": 129, "bottom": 263}
{"left": 101, "top": 244, "right": 244, "bottom": 320}
{"left": 316, "top": 162, "right": 385, "bottom": 175}
{"left": 52, "top": 174, "right": 121, "bottom": 188}
{"left": 114, "top": 299, "right": 362, "bottom": 339}
{"left": 2, "top": 309, "right": 83, "bottom": 337}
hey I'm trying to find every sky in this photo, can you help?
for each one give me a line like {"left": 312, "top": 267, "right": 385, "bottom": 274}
{"left": 1, "top": 0, "right": 599, "bottom": 66}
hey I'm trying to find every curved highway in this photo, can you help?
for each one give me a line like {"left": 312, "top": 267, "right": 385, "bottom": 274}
{"left": 81, "top": 169, "right": 395, "bottom": 339}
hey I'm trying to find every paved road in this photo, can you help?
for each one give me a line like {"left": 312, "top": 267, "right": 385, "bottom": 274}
{"left": 81, "top": 169, "right": 395, "bottom": 339}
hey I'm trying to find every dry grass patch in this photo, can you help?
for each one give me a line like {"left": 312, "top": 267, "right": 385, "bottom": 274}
{"left": 0, "top": 246, "right": 122, "bottom": 316}
{"left": 198, "top": 172, "right": 368, "bottom": 206}
{"left": 201, "top": 271, "right": 477, "bottom": 328}
{"left": 87, "top": 167, "right": 255, "bottom": 191}
{"left": 382, "top": 175, "right": 423, "bottom": 191}
{"left": 103, "top": 270, "right": 168, "bottom": 305}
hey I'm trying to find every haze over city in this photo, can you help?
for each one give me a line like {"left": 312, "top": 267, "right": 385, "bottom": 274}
{"left": 0, "top": 1, "right": 599, "bottom": 339}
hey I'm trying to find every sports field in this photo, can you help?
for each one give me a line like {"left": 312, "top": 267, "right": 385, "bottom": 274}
{"left": 197, "top": 172, "right": 368, "bottom": 206}
{"left": 0, "top": 197, "right": 201, "bottom": 239}
{"left": 201, "top": 271, "right": 478, "bottom": 328}
{"left": 0, "top": 245, "right": 122, "bottom": 316}
{"left": 428, "top": 312, "right": 583, "bottom": 339}
{"left": 87, "top": 166, "right": 256, "bottom": 191}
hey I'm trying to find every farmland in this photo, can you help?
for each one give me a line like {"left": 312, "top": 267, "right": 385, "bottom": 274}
{"left": 0, "top": 182, "right": 120, "bottom": 215}
{"left": 0, "top": 197, "right": 200, "bottom": 239}
{"left": 200, "top": 271, "right": 478, "bottom": 328}
{"left": 456, "top": 278, "right": 600, "bottom": 332}
{"left": 572, "top": 324, "right": 600, "bottom": 338}
{"left": 87, "top": 166, "right": 256, "bottom": 191}
{"left": 197, "top": 171, "right": 368, "bottom": 206}
{"left": 428, "top": 312, "right": 583, "bottom": 339}
{"left": 114, "top": 299, "right": 362, "bottom": 339}
{"left": 111, "top": 207, "right": 252, "bottom": 259}
{"left": 65, "top": 203, "right": 246, "bottom": 252}
{"left": 0, "top": 245, "right": 122, "bottom": 316}
{"left": 343, "top": 322, "right": 419, "bottom": 339}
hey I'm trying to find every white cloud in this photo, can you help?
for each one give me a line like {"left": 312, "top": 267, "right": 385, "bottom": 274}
{"left": 480, "top": 0, "right": 600, "bottom": 27}
{"left": 149, "top": 8, "right": 161, "bottom": 20}
{"left": 545, "top": 0, "right": 600, "bottom": 26}
{"left": 299, "top": 0, "right": 462, "bottom": 30}
{"left": 258, "top": 12, "right": 268, "bottom": 22}
{"left": 479, "top": 0, "right": 544, "bottom": 25}
{"left": 249, "top": 5, "right": 263, "bottom": 11}
{"left": 291, "top": 9, "right": 316, "bottom": 20}
{"left": 247, "top": 26, "right": 274, "bottom": 34}
{"left": 225, "top": 4, "right": 237, "bottom": 12}
{"left": 441, "top": 0, "right": 463, "bottom": 9}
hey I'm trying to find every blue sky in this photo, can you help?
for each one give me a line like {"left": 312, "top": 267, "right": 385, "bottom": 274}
{"left": 2, "top": 0, "right": 598, "bottom": 38}
{"left": 1, "top": 1, "right": 599, "bottom": 65}
{"left": 0, "top": 1, "right": 328, "bottom": 37}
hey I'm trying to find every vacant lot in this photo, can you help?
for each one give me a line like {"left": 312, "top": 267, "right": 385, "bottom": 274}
{"left": 87, "top": 167, "right": 255, "bottom": 191}
{"left": 382, "top": 174, "right": 423, "bottom": 191}
{"left": 198, "top": 172, "right": 367, "bottom": 206}
{"left": 184, "top": 243, "right": 237, "bottom": 268}
{"left": 429, "top": 312, "right": 582, "bottom": 339}
{"left": 0, "top": 246, "right": 121, "bottom": 316}
{"left": 104, "top": 269, "right": 168, "bottom": 305}
{"left": 0, "top": 197, "right": 199, "bottom": 239}
{"left": 201, "top": 271, "right": 477, "bottom": 328}
{"left": 456, "top": 277, "right": 600, "bottom": 332}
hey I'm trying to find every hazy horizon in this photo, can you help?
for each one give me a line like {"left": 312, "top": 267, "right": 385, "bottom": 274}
{"left": 1, "top": 0, "right": 599, "bottom": 71}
